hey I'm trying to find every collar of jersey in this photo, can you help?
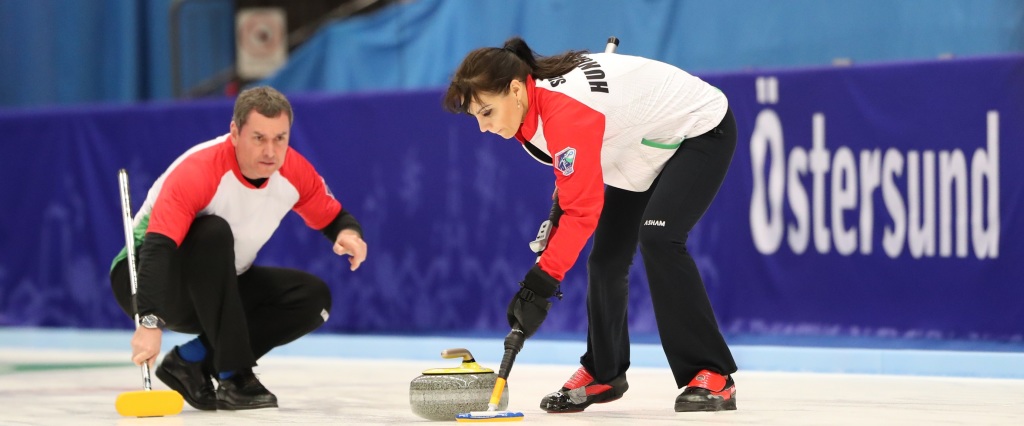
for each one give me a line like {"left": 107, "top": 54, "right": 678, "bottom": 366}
{"left": 514, "top": 75, "right": 539, "bottom": 144}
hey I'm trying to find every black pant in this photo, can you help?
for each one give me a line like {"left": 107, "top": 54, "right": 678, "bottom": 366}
{"left": 581, "top": 109, "right": 738, "bottom": 388}
{"left": 111, "top": 215, "right": 331, "bottom": 373}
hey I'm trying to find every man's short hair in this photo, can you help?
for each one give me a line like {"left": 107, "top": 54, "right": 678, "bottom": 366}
{"left": 233, "top": 86, "right": 294, "bottom": 129}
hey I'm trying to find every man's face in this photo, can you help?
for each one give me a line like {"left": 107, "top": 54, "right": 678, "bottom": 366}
{"left": 230, "top": 111, "right": 290, "bottom": 179}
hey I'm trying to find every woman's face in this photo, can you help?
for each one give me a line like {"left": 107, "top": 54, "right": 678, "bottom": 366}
{"left": 468, "top": 81, "right": 526, "bottom": 139}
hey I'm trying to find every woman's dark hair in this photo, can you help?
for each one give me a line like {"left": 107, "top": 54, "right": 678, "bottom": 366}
{"left": 443, "top": 37, "right": 587, "bottom": 114}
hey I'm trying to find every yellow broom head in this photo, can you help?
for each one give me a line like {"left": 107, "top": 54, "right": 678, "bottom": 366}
{"left": 115, "top": 390, "right": 184, "bottom": 417}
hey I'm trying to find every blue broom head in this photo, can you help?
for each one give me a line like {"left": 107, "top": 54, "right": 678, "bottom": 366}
{"left": 455, "top": 410, "right": 525, "bottom": 422}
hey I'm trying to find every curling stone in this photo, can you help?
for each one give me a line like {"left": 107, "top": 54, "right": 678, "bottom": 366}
{"left": 410, "top": 348, "right": 508, "bottom": 421}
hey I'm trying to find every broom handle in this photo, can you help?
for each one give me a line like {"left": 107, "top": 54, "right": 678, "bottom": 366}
{"left": 605, "top": 36, "right": 619, "bottom": 53}
{"left": 119, "top": 169, "right": 154, "bottom": 392}
{"left": 486, "top": 328, "right": 525, "bottom": 411}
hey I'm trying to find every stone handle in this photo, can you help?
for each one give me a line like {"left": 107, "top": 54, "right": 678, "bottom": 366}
{"left": 440, "top": 348, "right": 474, "bottom": 361}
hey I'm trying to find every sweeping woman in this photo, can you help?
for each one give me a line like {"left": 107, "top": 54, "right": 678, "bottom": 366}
{"left": 443, "top": 37, "right": 739, "bottom": 413}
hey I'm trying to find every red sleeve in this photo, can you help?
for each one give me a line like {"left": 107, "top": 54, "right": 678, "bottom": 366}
{"left": 146, "top": 160, "right": 219, "bottom": 246}
{"left": 536, "top": 92, "right": 606, "bottom": 281}
{"left": 280, "top": 149, "right": 342, "bottom": 230}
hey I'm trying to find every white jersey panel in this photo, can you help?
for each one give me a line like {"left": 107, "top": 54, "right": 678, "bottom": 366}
{"left": 534, "top": 53, "right": 728, "bottom": 191}
{"left": 200, "top": 171, "right": 300, "bottom": 274}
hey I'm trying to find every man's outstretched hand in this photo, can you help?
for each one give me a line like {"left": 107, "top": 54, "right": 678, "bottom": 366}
{"left": 333, "top": 229, "right": 367, "bottom": 271}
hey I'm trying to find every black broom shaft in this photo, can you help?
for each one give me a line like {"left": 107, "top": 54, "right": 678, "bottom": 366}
{"left": 497, "top": 328, "right": 525, "bottom": 380}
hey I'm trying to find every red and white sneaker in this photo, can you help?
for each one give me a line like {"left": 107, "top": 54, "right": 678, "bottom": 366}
{"left": 539, "top": 366, "right": 629, "bottom": 413}
{"left": 675, "top": 369, "right": 737, "bottom": 412}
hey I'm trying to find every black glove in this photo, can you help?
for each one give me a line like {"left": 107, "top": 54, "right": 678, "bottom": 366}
{"left": 507, "top": 265, "right": 560, "bottom": 338}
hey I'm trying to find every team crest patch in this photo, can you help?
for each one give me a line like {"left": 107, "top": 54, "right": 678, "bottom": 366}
{"left": 555, "top": 147, "right": 576, "bottom": 176}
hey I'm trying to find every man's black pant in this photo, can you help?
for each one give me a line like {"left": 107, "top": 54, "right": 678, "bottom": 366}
{"left": 111, "top": 215, "right": 331, "bottom": 373}
{"left": 581, "top": 108, "right": 738, "bottom": 388}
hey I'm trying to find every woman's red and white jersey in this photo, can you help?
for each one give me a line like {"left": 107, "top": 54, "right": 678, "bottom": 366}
{"left": 132, "top": 134, "right": 341, "bottom": 275}
{"left": 514, "top": 53, "right": 727, "bottom": 280}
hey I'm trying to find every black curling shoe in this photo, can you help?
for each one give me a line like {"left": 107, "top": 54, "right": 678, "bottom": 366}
{"left": 674, "top": 369, "right": 737, "bottom": 412}
{"left": 539, "top": 366, "right": 629, "bottom": 413}
{"left": 155, "top": 347, "right": 217, "bottom": 411}
{"left": 216, "top": 369, "right": 278, "bottom": 410}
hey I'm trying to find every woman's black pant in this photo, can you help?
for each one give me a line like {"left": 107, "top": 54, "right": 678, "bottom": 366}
{"left": 111, "top": 215, "right": 331, "bottom": 373}
{"left": 581, "top": 109, "right": 738, "bottom": 388}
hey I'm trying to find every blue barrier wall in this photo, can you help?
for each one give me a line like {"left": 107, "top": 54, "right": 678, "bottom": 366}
{"left": 262, "top": 0, "right": 1024, "bottom": 95}
{"left": 2, "top": 55, "right": 1022, "bottom": 347}
{"left": 1, "top": 0, "right": 1022, "bottom": 108}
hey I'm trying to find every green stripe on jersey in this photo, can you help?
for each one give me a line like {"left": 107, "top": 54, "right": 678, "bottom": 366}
{"left": 641, "top": 138, "right": 683, "bottom": 149}
{"left": 110, "top": 213, "right": 151, "bottom": 272}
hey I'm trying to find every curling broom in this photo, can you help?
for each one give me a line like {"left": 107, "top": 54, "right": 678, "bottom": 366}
{"left": 114, "top": 169, "right": 185, "bottom": 417}
{"left": 455, "top": 328, "right": 526, "bottom": 422}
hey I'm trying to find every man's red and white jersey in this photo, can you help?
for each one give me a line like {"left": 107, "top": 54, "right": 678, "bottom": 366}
{"left": 132, "top": 134, "right": 341, "bottom": 274}
{"left": 514, "top": 53, "right": 727, "bottom": 280}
